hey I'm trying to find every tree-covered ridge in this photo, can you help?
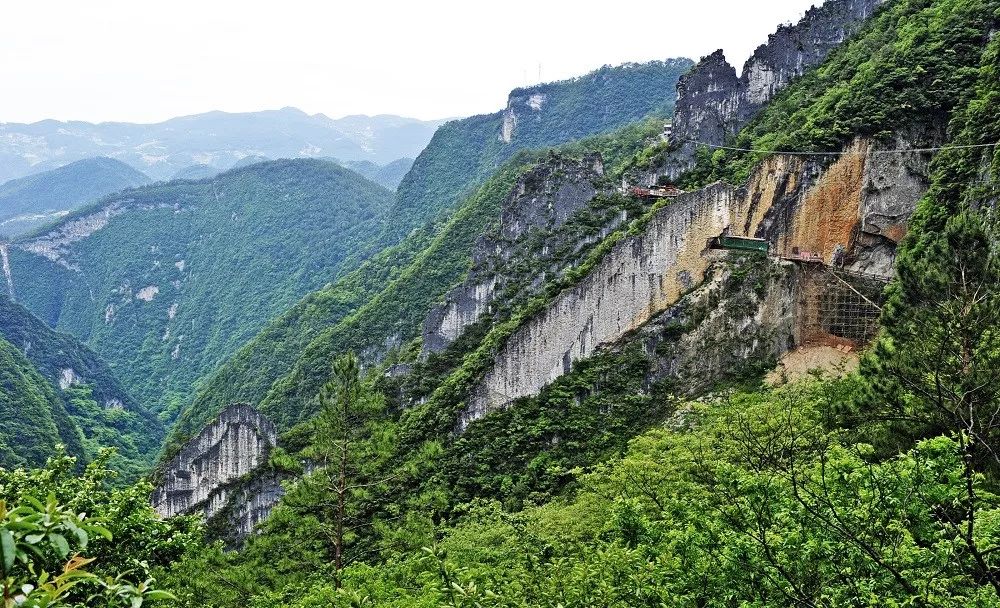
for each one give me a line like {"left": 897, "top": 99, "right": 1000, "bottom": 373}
{"left": 677, "top": 0, "right": 998, "bottom": 186}
{"left": 0, "top": 157, "right": 151, "bottom": 237}
{"left": 338, "top": 158, "right": 415, "bottom": 190}
{"left": 0, "top": 337, "right": 83, "bottom": 469}
{"left": 8, "top": 159, "right": 394, "bottom": 423}
{"left": 387, "top": 59, "right": 693, "bottom": 242}
{"left": 0, "top": 295, "right": 161, "bottom": 480}
{"left": 150, "top": 1, "right": 1000, "bottom": 604}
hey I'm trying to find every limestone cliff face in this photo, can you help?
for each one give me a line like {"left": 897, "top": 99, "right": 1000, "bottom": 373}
{"left": 652, "top": 0, "right": 885, "bottom": 181}
{"left": 630, "top": 255, "right": 798, "bottom": 393}
{"left": 422, "top": 152, "right": 610, "bottom": 354}
{"left": 462, "top": 137, "right": 930, "bottom": 429}
{"left": 152, "top": 403, "right": 281, "bottom": 540}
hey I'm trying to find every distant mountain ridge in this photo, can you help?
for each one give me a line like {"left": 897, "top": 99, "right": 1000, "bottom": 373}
{"left": 0, "top": 157, "right": 150, "bottom": 237}
{"left": 338, "top": 158, "right": 415, "bottom": 190}
{"left": 0, "top": 108, "right": 449, "bottom": 182}
{"left": 388, "top": 58, "right": 694, "bottom": 241}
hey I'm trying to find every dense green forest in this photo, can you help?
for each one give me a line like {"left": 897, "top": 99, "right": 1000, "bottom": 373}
{"left": 0, "top": 157, "right": 150, "bottom": 237}
{"left": 8, "top": 159, "right": 394, "bottom": 422}
{"left": 388, "top": 59, "right": 693, "bottom": 242}
{"left": 0, "top": 451, "right": 198, "bottom": 606}
{"left": 151, "top": 0, "right": 1000, "bottom": 606}
{"left": 0, "top": 337, "right": 83, "bottom": 468}
{"left": 0, "top": 296, "right": 161, "bottom": 479}
{"left": 174, "top": 59, "right": 693, "bottom": 445}
{"left": 172, "top": 118, "right": 667, "bottom": 453}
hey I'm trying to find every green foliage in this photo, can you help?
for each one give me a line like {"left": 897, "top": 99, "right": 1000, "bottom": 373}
{"left": 177, "top": 109, "right": 672, "bottom": 451}
{"left": 163, "top": 380, "right": 1000, "bottom": 607}
{"left": 681, "top": 0, "right": 999, "bottom": 187}
{"left": 0, "top": 157, "right": 150, "bottom": 237}
{"left": 389, "top": 59, "right": 693, "bottom": 241}
{"left": 0, "top": 451, "right": 200, "bottom": 607}
{"left": 0, "top": 338, "right": 83, "bottom": 468}
{"left": 855, "top": 34, "right": 1000, "bottom": 445}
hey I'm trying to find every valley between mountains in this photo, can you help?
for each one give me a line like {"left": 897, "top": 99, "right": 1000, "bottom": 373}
{"left": 2, "top": 0, "right": 1000, "bottom": 605}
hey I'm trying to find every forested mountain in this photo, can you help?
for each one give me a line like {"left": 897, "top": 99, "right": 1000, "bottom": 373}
{"left": 5, "top": 159, "right": 394, "bottom": 421}
{"left": 338, "top": 158, "right": 415, "bottom": 190}
{"left": 0, "top": 336, "right": 83, "bottom": 468}
{"left": 0, "top": 295, "right": 160, "bottom": 478}
{"left": 172, "top": 57, "right": 696, "bottom": 448}
{"left": 0, "top": 109, "right": 448, "bottom": 182}
{"left": 388, "top": 59, "right": 694, "bottom": 240}
{"left": 151, "top": 0, "right": 1000, "bottom": 605}
{"left": 0, "top": 157, "right": 150, "bottom": 236}
{"left": 4, "top": 0, "right": 1000, "bottom": 606}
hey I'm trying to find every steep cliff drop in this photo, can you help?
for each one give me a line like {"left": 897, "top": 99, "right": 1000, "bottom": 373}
{"left": 461, "top": 136, "right": 931, "bottom": 430}
{"left": 152, "top": 404, "right": 283, "bottom": 544}
{"left": 0, "top": 244, "right": 13, "bottom": 300}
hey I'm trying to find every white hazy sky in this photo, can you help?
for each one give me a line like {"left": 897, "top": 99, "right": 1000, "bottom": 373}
{"left": 1, "top": 0, "right": 821, "bottom": 125}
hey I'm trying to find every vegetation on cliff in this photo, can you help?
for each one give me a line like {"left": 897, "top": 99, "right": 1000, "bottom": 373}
{"left": 150, "top": 1, "right": 1000, "bottom": 606}
{"left": 0, "top": 157, "right": 150, "bottom": 237}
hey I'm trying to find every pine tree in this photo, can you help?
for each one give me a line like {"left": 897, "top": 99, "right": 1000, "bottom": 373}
{"left": 290, "top": 352, "right": 385, "bottom": 589}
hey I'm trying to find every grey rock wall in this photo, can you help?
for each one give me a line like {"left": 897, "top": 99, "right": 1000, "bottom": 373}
{"left": 462, "top": 136, "right": 931, "bottom": 430}
{"left": 651, "top": 0, "right": 886, "bottom": 182}
{"left": 152, "top": 403, "right": 281, "bottom": 539}
{"left": 422, "top": 152, "right": 607, "bottom": 355}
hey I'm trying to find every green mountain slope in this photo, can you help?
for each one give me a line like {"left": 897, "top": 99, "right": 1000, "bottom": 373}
{"left": 338, "top": 158, "right": 414, "bottom": 190}
{"left": 0, "top": 336, "right": 84, "bottom": 468}
{"left": 389, "top": 59, "right": 693, "bottom": 240}
{"left": 158, "top": 2, "right": 1000, "bottom": 605}
{"left": 171, "top": 62, "right": 693, "bottom": 445}
{"left": 0, "top": 295, "right": 161, "bottom": 478}
{"left": 0, "top": 157, "right": 151, "bottom": 236}
{"left": 7, "top": 159, "right": 394, "bottom": 422}
{"left": 171, "top": 119, "right": 664, "bottom": 451}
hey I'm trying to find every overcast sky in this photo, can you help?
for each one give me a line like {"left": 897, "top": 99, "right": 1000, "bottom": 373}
{"left": 1, "top": 0, "right": 822, "bottom": 125}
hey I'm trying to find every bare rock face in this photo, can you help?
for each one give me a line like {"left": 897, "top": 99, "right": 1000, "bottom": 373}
{"left": 652, "top": 0, "right": 886, "bottom": 182}
{"left": 462, "top": 136, "right": 930, "bottom": 430}
{"left": 422, "top": 152, "right": 608, "bottom": 355}
{"left": 152, "top": 403, "right": 281, "bottom": 541}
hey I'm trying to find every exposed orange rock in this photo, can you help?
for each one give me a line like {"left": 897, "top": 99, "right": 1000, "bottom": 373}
{"left": 778, "top": 140, "right": 868, "bottom": 261}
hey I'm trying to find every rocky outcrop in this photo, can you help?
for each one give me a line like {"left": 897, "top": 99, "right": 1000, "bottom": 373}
{"left": 461, "top": 137, "right": 930, "bottom": 429}
{"left": 651, "top": 0, "right": 886, "bottom": 182}
{"left": 152, "top": 403, "right": 281, "bottom": 540}
{"left": 14, "top": 197, "right": 184, "bottom": 270}
{"left": 632, "top": 255, "right": 798, "bottom": 392}
{"left": 0, "top": 245, "right": 13, "bottom": 299}
{"left": 422, "top": 152, "right": 609, "bottom": 354}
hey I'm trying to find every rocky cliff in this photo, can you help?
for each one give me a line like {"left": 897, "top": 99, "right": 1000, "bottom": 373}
{"left": 461, "top": 136, "right": 930, "bottom": 429}
{"left": 422, "top": 152, "right": 616, "bottom": 354}
{"left": 152, "top": 403, "right": 282, "bottom": 541}
{"left": 651, "top": 0, "right": 885, "bottom": 182}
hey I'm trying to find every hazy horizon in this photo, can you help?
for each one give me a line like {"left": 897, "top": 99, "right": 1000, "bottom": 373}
{"left": 1, "top": 0, "right": 821, "bottom": 125}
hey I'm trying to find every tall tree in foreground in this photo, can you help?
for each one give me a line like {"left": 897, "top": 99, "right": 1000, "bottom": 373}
{"left": 859, "top": 35, "right": 1000, "bottom": 593}
{"left": 287, "top": 352, "right": 387, "bottom": 589}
